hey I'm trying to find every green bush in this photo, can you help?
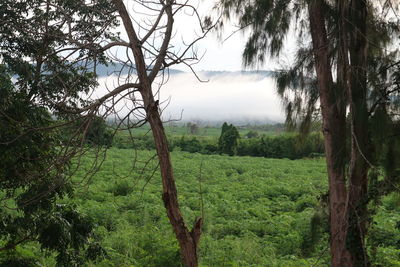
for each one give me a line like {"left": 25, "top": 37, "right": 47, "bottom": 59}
{"left": 218, "top": 122, "right": 240, "bottom": 156}
{"left": 112, "top": 181, "right": 133, "bottom": 197}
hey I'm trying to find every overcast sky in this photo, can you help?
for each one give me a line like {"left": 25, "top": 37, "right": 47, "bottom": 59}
{"left": 99, "top": 1, "right": 291, "bottom": 124}
{"left": 158, "top": 72, "right": 285, "bottom": 123}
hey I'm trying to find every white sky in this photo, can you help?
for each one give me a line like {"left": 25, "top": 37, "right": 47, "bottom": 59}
{"left": 171, "top": 2, "right": 247, "bottom": 71}
{"left": 158, "top": 72, "right": 284, "bottom": 123}
{"left": 165, "top": 0, "right": 296, "bottom": 72}
{"left": 99, "top": 1, "right": 290, "bottom": 123}
{"left": 115, "top": 0, "right": 286, "bottom": 72}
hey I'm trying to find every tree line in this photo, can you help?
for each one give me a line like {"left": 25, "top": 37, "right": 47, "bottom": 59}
{"left": 112, "top": 123, "right": 325, "bottom": 160}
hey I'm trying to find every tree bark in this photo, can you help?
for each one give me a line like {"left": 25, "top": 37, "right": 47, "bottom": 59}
{"left": 112, "top": 1, "right": 202, "bottom": 266}
{"left": 347, "top": 0, "right": 370, "bottom": 265}
{"left": 308, "top": 1, "right": 353, "bottom": 266}
{"left": 146, "top": 100, "right": 202, "bottom": 267}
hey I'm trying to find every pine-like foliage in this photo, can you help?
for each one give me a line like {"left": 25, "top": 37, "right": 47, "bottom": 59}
{"left": 219, "top": 0, "right": 400, "bottom": 264}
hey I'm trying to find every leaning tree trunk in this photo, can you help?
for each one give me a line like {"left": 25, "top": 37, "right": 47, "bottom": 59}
{"left": 308, "top": 1, "right": 353, "bottom": 266}
{"left": 146, "top": 97, "right": 202, "bottom": 267}
{"left": 112, "top": 1, "right": 202, "bottom": 266}
{"left": 347, "top": 0, "right": 370, "bottom": 265}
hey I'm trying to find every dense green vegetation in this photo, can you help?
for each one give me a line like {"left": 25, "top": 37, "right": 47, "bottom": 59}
{"left": 75, "top": 149, "right": 329, "bottom": 266}
{"left": 109, "top": 123, "right": 286, "bottom": 138}
{"left": 218, "top": 0, "right": 400, "bottom": 264}
{"left": 0, "top": 66, "right": 101, "bottom": 266}
{"left": 218, "top": 123, "right": 240, "bottom": 156}
{"left": 2, "top": 0, "right": 400, "bottom": 265}
{"left": 112, "top": 124, "right": 324, "bottom": 160}
{"left": 4, "top": 148, "right": 400, "bottom": 266}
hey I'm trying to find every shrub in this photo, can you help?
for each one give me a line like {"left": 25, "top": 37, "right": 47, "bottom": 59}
{"left": 218, "top": 122, "right": 240, "bottom": 156}
{"left": 112, "top": 181, "right": 133, "bottom": 196}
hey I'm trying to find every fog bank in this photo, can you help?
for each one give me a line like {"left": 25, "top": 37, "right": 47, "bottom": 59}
{"left": 96, "top": 71, "right": 285, "bottom": 124}
{"left": 159, "top": 72, "right": 284, "bottom": 123}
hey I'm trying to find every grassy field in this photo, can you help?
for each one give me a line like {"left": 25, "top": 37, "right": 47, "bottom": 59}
{"left": 7, "top": 146, "right": 400, "bottom": 266}
{"left": 10, "top": 147, "right": 400, "bottom": 266}
{"left": 63, "top": 149, "right": 400, "bottom": 267}
{"left": 63, "top": 149, "right": 331, "bottom": 266}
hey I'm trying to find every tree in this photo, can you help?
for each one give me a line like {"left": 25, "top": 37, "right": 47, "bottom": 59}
{"left": 109, "top": 2, "right": 215, "bottom": 265}
{"left": 187, "top": 122, "right": 199, "bottom": 135}
{"left": 218, "top": 0, "right": 400, "bottom": 266}
{"left": 0, "top": 1, "right": 117, "bottom": 264}
{"left": 73, "top": 115, "right": 113, "bottom": 147}
{"left": 0, "top": 66, "right": 101, "bottom": 266}
{"left": 1, "top": 0, "right": 214, "bottom": 266}
{"left": 218, "top": 122, "right": 240, "bottom": 156}
{"left": 244, "top": 130, "right": 259, "bottom": 139}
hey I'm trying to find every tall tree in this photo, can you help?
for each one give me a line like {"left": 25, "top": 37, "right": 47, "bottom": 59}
{"left": 218, "top": 122, "right": 240, "bottom": 155}
{"left": 307, "top": 1, "right": 351, "bottom": 264}
{"left": 346, "top": 0, "right": 370, "bottom": 264}
{"left": 109, "top": 2, "right": 213, "bottom": 265}
{"left": 218, "top": 0, "right": 400, "bottom": 266}
{"left": 0, "top": 0, "right": 117, "bottom": 264}
{"left": 1, "top": 0, "right": 213, "bottom": 266}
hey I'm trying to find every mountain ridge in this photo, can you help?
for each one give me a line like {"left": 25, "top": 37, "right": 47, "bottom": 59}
{"left": 95, "top": 62, "right": 276, "bottom": 78}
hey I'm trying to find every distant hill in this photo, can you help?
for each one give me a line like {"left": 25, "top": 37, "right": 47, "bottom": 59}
{"left": 94, "top": 62, "right": 275, "bottom": 78}
{"left": 198, "top": 70, "right": 275, "bottom": 78}
{"left": 94, "top": 62, "right": 184, "bottom": 77}
{"left": 172, "top": 117, "right": 282, "bottom": 126}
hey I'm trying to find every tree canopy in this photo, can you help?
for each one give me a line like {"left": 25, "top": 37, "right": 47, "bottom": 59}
{"left": 219, "top": 0, "right": 400, "bottom": 266}
{"left": 218, "top": 122, "right": 240, "bottom": 156}
{"left": 1, "top": 0, "right": 213, "bottom": 266}
{"left": 0, "top": 0, "right": 117, "bottom": 264}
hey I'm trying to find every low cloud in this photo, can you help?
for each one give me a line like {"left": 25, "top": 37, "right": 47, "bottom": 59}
{"left": 158, "top": 72, "right": 285, "bottom": 124}
{"left": 95, "top": 71, "right": 285, "bottom": 124}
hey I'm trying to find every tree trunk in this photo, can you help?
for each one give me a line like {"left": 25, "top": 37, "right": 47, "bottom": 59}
{"left": 146, "top": 98, "right": 202, "bottom": 267}
{"left": 112, "top": 1, "right": 202, "bottom": 266}
{"left": 347, "top": 0, "right": 370, "bottom": 265}
{"left": 308, "top": 1, "right": 353, "bottom": 266}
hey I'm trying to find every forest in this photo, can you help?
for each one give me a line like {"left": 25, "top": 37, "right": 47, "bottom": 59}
{"left": 1, "top": 1, "right": 400, "bottom": 267}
